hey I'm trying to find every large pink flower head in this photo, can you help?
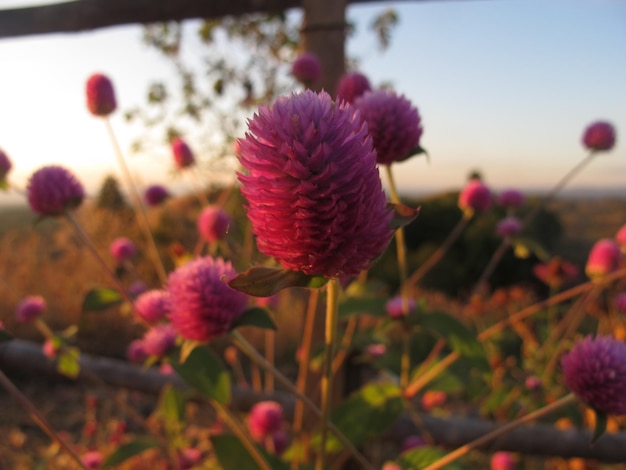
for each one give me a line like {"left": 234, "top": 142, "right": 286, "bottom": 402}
{"left": 15, "top": 295, "right": 46, "bottom": 323}
{"left": 491, "top": 452, "right": 516, "bottom": 470}
{"left": 353, "top": 90, "right": 423, "bottom": 166}
{"left": 458, "top": 178, "right": 492, "bottom": 215}
{"left": 561, "top": 335, "right": 626, "bottom": 416}
{"left": 291, "top": 52, "right": 321, "bottom": 87}
{"left": 585, "top": 239, "right": 621, "bottom": 279}
{"left": 248, "top": 400, "right": 284, "bottom": 440}
{"left": 582, "top": 120, "right": 616, "bottom": 152}
{"left": 86, "top": 73, "right": 117, "bottom": 117}
{"left": 27, "top": 165, "right": 85, "bottom": 216}
{"left": 134, "top": 289, "right": 171, "bottom": 323}
{"left": 197, "top": 205, "right": 231, "bottom": 243}
{"left": 109, "top": 237, "right": 137, "bottom": 263}
{"left": 238, "top": 90, "right": 394, "bottom": 278}
{"left": 167, "top": 257, "right": 248, "bottom": 342}
{"left": 0, "top": 149, "right": 12, "bottom": 181}
{"left": 145, "top": 184, "right": 170, "bottom": 206}
{"left": 336, "top": 71, "right": 372, "bottom": 104}
{"left": 171, "top": 137, "right": 195, "bottom": 169}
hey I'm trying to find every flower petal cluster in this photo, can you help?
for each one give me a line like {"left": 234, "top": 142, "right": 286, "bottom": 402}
{"left": 109, "top": 237, "right": 137, "bottom": 262}
{"left": 336, "top": 72, "right": 371, "bottom": 104}
{"left": 167, "top": 257, "right": 248, "bottom": 342}
{"left": 81, "top": 450, "right": 104, "bottom": 470}
{"left": 533, "top": 257, "right": 579, "bottom": 287}
{"left": 15, "top": 295, "right": 46, "bottom": 323}
{"left": 145, "top": 184, "right": 169, "bottom": 206}
{"left": 458, "top": 179, "right": 492, "bottom": 215}
{"left": 248, "top": 401, "right": 284, "bottom": 440}
{"left": 561, "top": 335, "right": 626, "bottom": 416}
{"left": 0, "top": 149, "right": 12, "bottom": 181}
{"left": 497, "top": 189, "right": 525, "bottom": 209}
{"left": 238, "top": 90, "right": 393, "bottom": 278}
{"left": 291, "top": 53, "right": 321, "bottom": 86}
{"left": 385, "top": 296, "right": 416, "bottom": 319}
{"left": 27, "top": 165, "right": 85, "bottom": 216}
{"left": 197, "top": 206, "right": 231, "bottom": 243}
{"left": 496, "top": 217, "right": 523, "bottom": 238}
{"left": 171, "top": 137, "right": 195, "bottom": 169}
{"left": 354, "top": 90, "right": 423, "bottom": 165}
{"left": 126, "top": 339, "right": 148, "bottom": 364}
{"left": 86, "top": 73, "right": 117, "bottom": 116}
{"left": 582, "top": 121, "right": 616, "bottom": 152}
{"left": 585, "top": 239, "right": 621, "bottom": 279}
{"left": 491, "top": 452, "right": 516, "bottom": 470}
{"left": 142, "top": 323, "right": 177, "bottom": 357}
{"left": 134, "top": 289, "right": 171, "bottom": 323}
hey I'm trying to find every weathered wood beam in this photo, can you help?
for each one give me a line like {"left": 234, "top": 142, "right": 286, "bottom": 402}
{"left": 1, "top": 339, "right": 626, "bottom": 462}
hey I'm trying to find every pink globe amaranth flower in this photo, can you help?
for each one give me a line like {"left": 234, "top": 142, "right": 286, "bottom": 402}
{"left": 354, "top": 90, "right": 423, "bottom": 166}
{"left": 401, "top": 435, "right": 426, "bottom": 452}
{"left": 42, "top": 339, "right": 59, "bottom": 359}
{"left": 238, "top": 90, "right": 394, "bottom": 278}
{"left": 27, "top": 165, "right": 85, "bottom": 216}
{"left": 145, "top": 184, "right": 169, "bottom": 206}
{"left": 248, "top": 401, "right": 284, "bottom": 440}
{"left": 167, "top": 257, "right": 248, "bottom": 342}
{"left": 582, "top": 120, "right": 616, "bottom": 152}
{"left": 134, "top": 289, "right": 171, "bottom": 323}
{"left": 109, "top": 237, "right": 137, "bottom": 262}
{"left": 142, "top": 323, "right": 177, "bottom": 357}
{"left": 585, "top": 239, "right": 621, "bottom": 279}
{"left": 458, "top": 178, "right": 492, "bottom": 215}
{"left": 386, "top": 296, "right": 416, "bottom": 319}
{"left": 497, "top": 189, "right": 525, "bottom": 209}
{"left": 128, "top": 280, "right": 149, "bottom": 298}
{"left": 562, "top": 335, "right": 626, "bottom": 416}
{"left": 616, "top": 224, "right": 626, "bottom": 251}
{"left": 496, "top": 217, "right": 523, "bottom": 238}
{"left": 197, "top": 205, "right": 231, "bottom": 243}
{"left": 291, "top": 52, "right": 321, "bottom": 86}
{"left": 0, "top": 149, "right": 12, "bottom": 181}
{"left": 81, "top": 450, "right": 104, "bottom": 470}
{"left": 15, "top": 295, "right": 46, "bottom": 323}
{"left": 615, "top": 293, "right": 626, "bottom": 314}
{"left": 525, "top": 375, "right": 542, "bottom": 391}
{"left": 86, "top": 73, "right": 116, "bottom": 117}
{"left": 171, "top": 137, "right": 195, "bottom": 169}
{"left": 178, "top": 448, "right": 202, "bottom": 470}
{"left": 491, "top": 451, "right": 516, "bottom": 470}
{"left": 159, "top": 362, "right": 175, "bottom": 375}
{"left": 336, "top": 71, "right": 372, "bottom": 104}
{"left": 126, "top": 339, "right": 148, "bottom": 363}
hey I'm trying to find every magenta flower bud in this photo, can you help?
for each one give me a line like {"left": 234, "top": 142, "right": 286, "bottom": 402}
{"left": 616, "top": 224, "right": 626, "bottom": 251}
{"left": 491, "top": 452, "right": 516, "bottom": 470}
{"left": 109, "top": 237, "right": 137, "bottom": 263}
{"left": 86, "top": 73, "right": 117, "bottom": 117}
{"left": 128, "top": 280, "right": 149, "bottom": 298}
{"left": 167, "top": 257, "right": 248, "bottom": 342}
{"left": 197, "top": 205, "right": 231, "bottom": 243}
{"left": 401, "top": 435, "right": 426, "bottom": 452}
{"left": 497, "top": 189, "right": 525, "bottom": 209}
{"left": 421, "top": 390, "right": 447, "bottom": 411}
{"left": 585, "top": 239, "right": 621, "bottom": 279}
{"left": 496, "top": 217, "right": 523, "bottom": 238}
{"left": 354, "top": 90, "right": 423, "bottom": 166}
{"left": 269, "top": 430, "right": 289, "bottom": 456}
{"left": 365, "top": 343, "right": 386, "bottom": 358}
{"left": 145, "top": 184, "right": 169, "bottom": 206}
{"left": 126, "top": 339, "right": 148, "bottom": 363}
{"left": 336, "top": 71, "right": 372, "bottom": 104}
{"left": 134, "top": 289, "right": 171, "bottom": 323}
{"left": 255, "top": 294, "right": 280, "bottom": 310}
{"left": 582, "top": 120, "right": 616, "bottom": 152}
{"left": 0, "top": 149, "right": 12, "bottom": 181}
{"left": 291, "top": 52, "right": 321, "bottom": 86}
{"left": 382, "top": 464, "right": 402, "bottom": 470}
{"left": 562, "top": 335, "right": 626, "bottom": 416}
{"left": 27, "top": 165, "right": 85, "bottom": 216}
{"left": 615, "top": 293, "right": 626, "bottom": 314}
{"left": 178, "top": 448, "right": 202, "bottom": 470}
{"left": 15, "top": 295, "right": 46, "bottom": 323}
{"left": 458, "top": 179, "right": 492, "bottom": 215}
{"left": 81, "top": 450, "right": 104, "bottom": 470}
{"left": 525, "top": 375, "right": 542, "bottom": 391}
{"left": 238, "top": 90, "right": 394, "bottom": 278}
{"left": 248, "top": 401, "right": 284, "bottom": 440}
{"left": 42, "top": 339, "right": 59, "bottom": 359}
{"left": 386, "top": 296, "right": 416, "bottom": 319}
{"left": 171, "top": 137, "right": 195, "bottom": 169}
{"left": 142, "top": 323, "right": 177, "bottom": 357}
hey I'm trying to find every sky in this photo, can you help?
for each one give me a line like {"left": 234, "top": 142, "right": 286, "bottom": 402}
{"left": 0, "top": 0, "right": 625, "bottom": 205}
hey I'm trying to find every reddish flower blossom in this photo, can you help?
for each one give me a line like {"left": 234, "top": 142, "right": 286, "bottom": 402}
{"left": 382, "top": 464, "right": 402, "bottom": 470}
{"left": 533, "top": 257, "right": 579, "bottom": 288}
{"left": 525, "top": 376, "right": 542, "bottom": 391}
{"left": 491, "top": 452, "right": 516, "bottom": 470}
{"left": 497, "top": 189, "right": 525, "bottom": 209}
{"left": 0, "top": 149, "right": 12, "bottom": 180}
{"left": 134, "top": 289, "right": 171, "bottom": 323}
{"left": 197, "top": 206, "right": 231, "bottom": 243}
{"left": 336, "top": 71, "right": 372, "bottom": 104}
{"left": 248, "top": 401, "right": 283, "bottom": 440}
{"left": 42, "top": 339, "right": 59, "bottom": 358}
{"left": 291, "top": 53, "right": 321, "bottom": 86}
{"left": 126, "top": 339, "right": 148, "bottom": 364}
{"left": 171, "top": 137, "right": 195, "bottom": 169}
{"left": 496, "top": 217, "right": 523, "bottom": 238}
{"left": 386, "top": 296, "right": 416, "bottom": 319}
{"left": 586, "top": 239, "right": 621, "bottom": 279}
{"left": 27, "top": 165, "right": 85, "bottom": 216}
{"left": 142, "top": 324, "right": 177, "bottom": 357}
{"left": 144, "top": 184, "right": 169, "bottom": 206}
{"left": 458, "top": 179, "right": 492, "bottom": 215}
{"left": 354, "top": 90, "right": 423, "bottom": 165}
{"left": 178, "top": 448, "right": 202, "bottom": 470}
{"left": 109, "top": 237, "right": 137, "bottom": 263}
{"left": 421, "top": 390, "right": 447, "bottom": 411}
{"left": 15, "top": 295, "right": 46, "bottom": 323}
{"left": 365, "top": 343, "right": 386, "bottom": 358}
{"left": 167, "top": 257, "right": 248, "bottom": 342}
{"left": 238, "top": 90, "right": 393, "bottom": 278}
{"left": 562, "top": 335, "right": 626, "bottom": 416}
{"left": 81, "top": 450, "right": 104, "bottom": 470}
{"left": 582, "top": 121, "right": 616, "bottom": 152}
{"left": 86, "top": 73, "right": 117, "bottom": 117}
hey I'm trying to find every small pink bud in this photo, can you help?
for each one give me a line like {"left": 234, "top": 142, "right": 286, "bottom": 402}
{"left": 365, "top": 343, "right": 386, "bottom": 358}
{"left": 171, "top": 137, "right": 195, "bottom": 169}
{"left": 458, "top": 179, "right": 492, "bottom": 214}
{"left": 81, "top": 450, "right": 104, "bottom": 470}
{"left": 382, "top": 464, "right": 402, "bottom": 470}
{"left": 421, "top": 390, "right": 447, "bottom": 411}
{"left": 386, "top": 296, "right": 416, "bottom": 319}
{"left": 86, "top": 73, "right": 117, "bottom": 117}
{"left": 336, "top": 71, "right": 372, "bottom": 104}
{"left": 497, "top": 189, "right": 525, "bottom": 209}
{"left": 109, "top": 237, "right": 137, "bottom": 263}
{"left": 582, "top": 120, "right": 616, "bottom": 152}
{"left": 248, "top": 401, "right": 284, "bottom": 440}
{"left": 144, "top": 184, "right": 169, "bottom": 206}
{"left": 15, "top": 295, "right": 46, "bottom": 323}
{"left": 491, "top": 451, "right": 516, "bottom": 470}
{"left": 42, "top": 339, "right": 59, "bottom": 358}
{"left": 525, "top": 375, "right": 542, "bottom": 391}
{"left": 197, "top": 206, "right": 231, "bottom": 243}
{"left": 291, "top": 53, "right": 322, "bottom": 86}
{"left": 255, "top": 295, "right": 279, "bottom": 310}
{"left": 496, "top": 217, "right": 523, "bottom": 238}
{"left": 126, "top": 339, "right": 148, "bottom": 364}
{"left": 178, "top": 448, "right": 202, "bottom": 470}
{"left": 128, "top": 280, "right": 149, "bottom": 298}
{"left": 586, "top": 239, "right": 621, "bottom": 279}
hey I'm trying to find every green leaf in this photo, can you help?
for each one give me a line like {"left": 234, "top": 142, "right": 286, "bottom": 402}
{"left": 420, "top": 311, "right": 490, "bottom": 373}
{"left": 230, "top": 307, "right": 277, "bottom": 331}
{"left": 158, "top": 384, "right": 185, "bottom": 424}
{"left": 398, "top": 446, "right": 461, "bottom": 469}
{"left": 82, "top": 287, "right": 123, "bottom": 313}
{"left": 57, "top": 347, "right": 80, "bottom": 379}
{"left": 0, "top": 329, "right": 13, "bottom": 343}
{"left": 312, "top": 382, "right": 404, "bottom": 453}
{"left": 171, "top": 346, "right": 231, "bottom": 405}
{"left": 103, "top": 438, "right": 161, "bottom": 467}
{"left": 338, "top": 296, "right": 388, "bottom": 319}
{"left": 592, "top": 409, "right": 608, "bottom": 443}
{"left": 228, "top": 266, "right": 328, "bottom": 296}
{"left": 388, "top": 203, "right": 420, "bottom": 230}
{"left": 211, "top": 434, "right": 289, "bottom": 470}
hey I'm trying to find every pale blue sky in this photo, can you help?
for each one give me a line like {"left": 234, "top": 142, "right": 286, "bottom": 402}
{"left": 0, "top": 0, "right": 624, "bottom": 204}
